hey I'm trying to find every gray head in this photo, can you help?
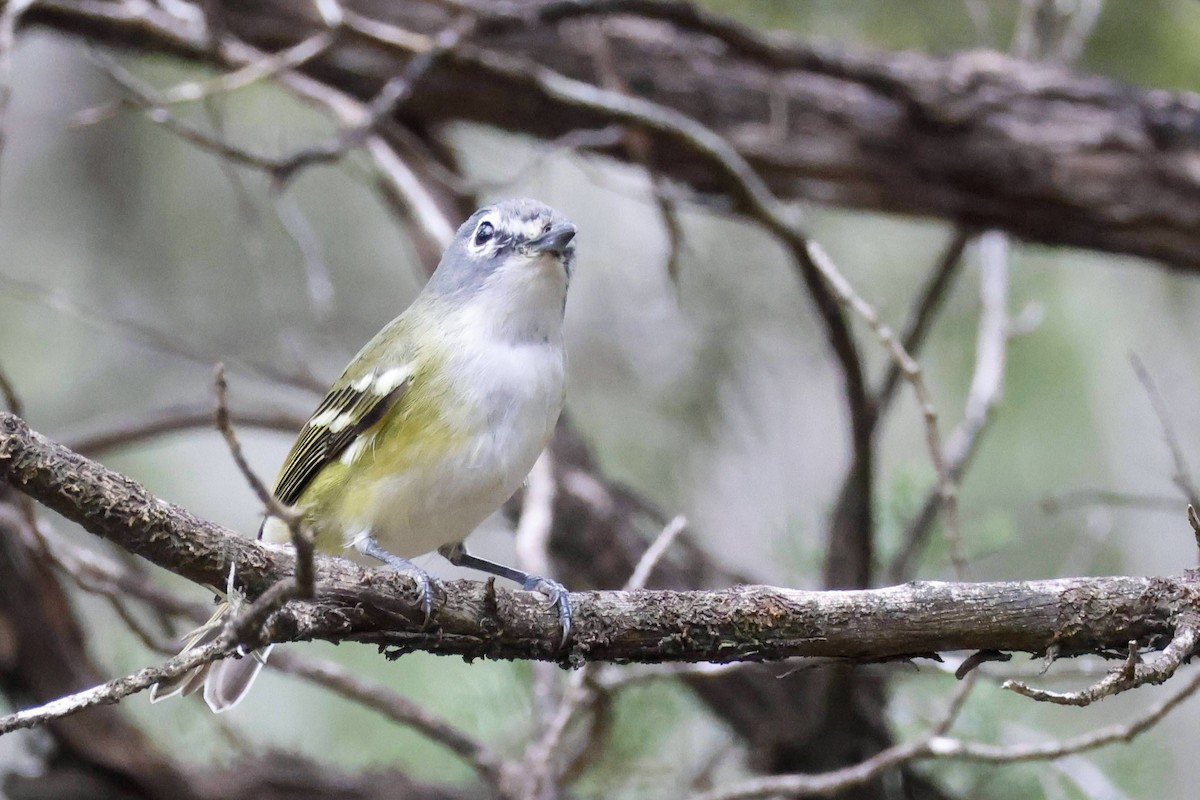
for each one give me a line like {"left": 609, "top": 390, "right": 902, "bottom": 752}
{"left": 427, "top": 198, "right": 576, "bottom": 301}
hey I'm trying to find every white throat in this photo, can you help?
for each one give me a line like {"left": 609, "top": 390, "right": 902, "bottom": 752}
{"left": 463, "top": 253, "right": 567, "bottom": 347}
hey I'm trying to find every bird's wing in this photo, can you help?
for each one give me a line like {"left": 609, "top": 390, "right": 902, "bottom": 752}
{"left": 272, "top": 363, "right": 414, "bottom": 506}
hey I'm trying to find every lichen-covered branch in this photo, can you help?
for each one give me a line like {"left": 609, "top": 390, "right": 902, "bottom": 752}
{"left": 1, "top": 411, "right": 1198, "bottom": 671}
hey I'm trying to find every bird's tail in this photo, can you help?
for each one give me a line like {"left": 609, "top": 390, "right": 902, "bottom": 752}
{"left": 149, "top": 578, "right": 273, "bottom": 712}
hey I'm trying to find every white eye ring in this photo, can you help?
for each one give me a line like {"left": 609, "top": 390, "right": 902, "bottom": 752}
{"left": 472, "top": 220, "right": 496, "bottom": 249}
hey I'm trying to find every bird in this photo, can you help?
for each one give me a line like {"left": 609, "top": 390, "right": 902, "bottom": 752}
{"left": 152, "top": 198, "right": 576, "bottom": 712}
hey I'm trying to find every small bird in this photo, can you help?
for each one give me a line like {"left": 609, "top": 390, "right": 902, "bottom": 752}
{"left": 152, "top": 198, "right": 576, "bottom": 711}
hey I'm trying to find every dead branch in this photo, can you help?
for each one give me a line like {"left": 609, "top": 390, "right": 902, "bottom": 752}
{"left": 20, "top": 0, "right": 1200, "bottom": 271}
{"left": 1, "top": 410, "right": 1198, "bottom": 681}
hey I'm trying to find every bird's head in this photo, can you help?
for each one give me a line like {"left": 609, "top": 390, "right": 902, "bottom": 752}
{"left": 429, "top": 198, "right": 576, "bottom": 302}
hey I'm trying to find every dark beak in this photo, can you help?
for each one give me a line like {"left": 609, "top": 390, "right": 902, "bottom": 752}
{"left": 529, "top": 224, "right": 576, "bottom": 256}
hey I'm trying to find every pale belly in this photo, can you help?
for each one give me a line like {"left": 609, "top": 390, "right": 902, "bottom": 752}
{"left": 347, "top": 339, "right": 564, "bottom": 559}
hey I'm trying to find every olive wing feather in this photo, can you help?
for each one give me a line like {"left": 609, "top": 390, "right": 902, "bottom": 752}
{"left": 272, "top": 367, "right": 413, "bottom": 507}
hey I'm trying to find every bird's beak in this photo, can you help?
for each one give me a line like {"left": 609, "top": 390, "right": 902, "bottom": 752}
{"left": 528, "top": 224, "right": 576, "bottom": 257}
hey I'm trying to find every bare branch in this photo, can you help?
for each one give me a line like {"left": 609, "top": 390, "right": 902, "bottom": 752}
{"left": 889, "top": 231, "right": 1012, "bottom": 581}
{"left": 0, "top": 270, "right": 323, "bottom": 393}
{"left": 21, "top": 0, "right": 1200, "bottom": 270}
{"left": 931, "top": 667, "right": 1200, "bottom": 762}
{"left": 690, "top": 674, "right": 978, "bottom": 800}
{"left": 1005, "top": 620, "right": 1200, "bottom": 706}
{"left": 0, "top": 637, "right": 227, "bottom": 736}
{"left": 808, "top": 242, "right": 967, "bottom": 578}
{"left": 651, "top": 175, "right": 686, "bottom": 285}
{"left": 6, "top": 410, "right": 1196, "bottom": 666}
{"left": 73, "top": 31, "right": 336, "bottom": 127}
{"left": 269, "top": 650, "right": 504, "bottom": 787}
{"left": 67, "top": 402, "right": 303, "bottom": 457}
{"left": 690, "top": 655, "right": 1200, "bottom": 799}
{"left": 520, "top": 513, "right": 689, "bottom": 795}
{"left": 213, "top": 364, "right": 314, "bottom": 599}
{"left": 626, "top": 514, "right": 687, "bottom": 591}
{"left": 4, "top": 407, "right": 1200, "bottom": 767}
{"left": 1041, "top": 489, "right": 1182, "bottom": 516}
{"left": 514, "top": 450, "right": 556, "bottom": 580}
{"left": 1131, "top": 355, "right": 1200, "bottom": 508}
{"left": 875, "top": 229, "right": 973, "bottom": 412}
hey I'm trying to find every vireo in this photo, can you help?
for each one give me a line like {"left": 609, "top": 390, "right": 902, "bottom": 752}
{"left": 153, "top": 198, "right": 576, "bottom": 711}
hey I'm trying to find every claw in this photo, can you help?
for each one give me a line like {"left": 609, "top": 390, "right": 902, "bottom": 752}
{"left": 358, "top": 533, "right": 438, "bottom": 626}
{"left": 413, "top": 568, "right": 434, "bottom": 626}
{"left": 523, "top": 575, "right": 572, "bottom": 644}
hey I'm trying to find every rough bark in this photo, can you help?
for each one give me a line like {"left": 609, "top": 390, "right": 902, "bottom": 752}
{"left": 20, "top": 0, "right": 1200, "bottom": 271}
{"left": 2, "top": 411, "right": 1196, "bottom": 668}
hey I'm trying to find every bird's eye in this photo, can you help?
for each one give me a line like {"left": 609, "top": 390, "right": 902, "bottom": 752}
{"left": 474, "top": 221, "right": 495, "bottom": 247}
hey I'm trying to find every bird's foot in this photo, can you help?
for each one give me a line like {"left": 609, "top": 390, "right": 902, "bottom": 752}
{"left": 522, "top": 574, "right": 572, "bottom": 644}
{"left": 359, "top": 535, "right": 437, "bottom": 625}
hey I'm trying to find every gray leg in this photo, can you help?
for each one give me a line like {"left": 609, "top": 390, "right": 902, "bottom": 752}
{"left": 439, "top": 542, "right": 572, "bottom": 643}
{"left": 357, "top": 534, "right": 436, "bottom": 624}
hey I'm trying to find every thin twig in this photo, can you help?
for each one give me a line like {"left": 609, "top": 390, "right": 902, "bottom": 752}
{"left": 82, "top": 22, "right": 463, "bottom": 257}
{"left": 270, "top": 650, "right": 504, "bottom": 787}
{"left": 67, "top": 403, "right": 303, "bottom": 456}
{"left": 652, "top": 175, "right": 686, "bottom": 285}
{"left": 73, "top": 32, "right": 336, "bottom": 127}
{"left": 690, "top": 664, "right": 1200, "bottom": 796}
{"left": 514, "top": 449, "right": 559, "bottom": 734}
{"left": 1040, "top": 489, "right": 1182, "bottom": 516}
{"left": 214, "top": 364, "right": 314, "bottom": 599}
{"left": 1130, "top": 355, "right": 1200, "bottom": 508}
{"left": 808, "top": 241, "right": 968, "bottom": 578}
{"left": 875, "top": 228, "right": 972, "bottom": 413}
{"left": 29, "top": 512, "right": 210, "bottom": 622}
{"left": 104, "top": 593, "right": 179, "bottom": 654}
{"left": 889, "top": 231, "right": 1011, "bottom": 581}
{"left": 514, "top": 450, "right": 557, "bottom": 580}
{"left": 0, "top": 270, "right": 323, "bottom": 393}
{"left": 1005, "top": 622, "right": 1200, "bottom": 706}
{"left": 0, "top": 637, "right": 227, "bottom": 736}
{"left": 475, "top": 125, "right": 625, "bottom": 192}
{"left": 690, "top": 671, "right": 978, "bottom": 800}
{"left": 521, "top": 667, "right": 591, "bottom": 797}
{"left": 626, "top": 514, "right": 688, "bottom": 591}
{"left": 273, "top": 191, "right": 336, "bottom": 322}
{"left": 521, "top": 513, "right": 690, "bottom": 796}
{"left": 932, "top": 666, "right": 1200, "bottom": 762}
{"left": 1056, "top": 0, "right": 1104, "bottom": 63}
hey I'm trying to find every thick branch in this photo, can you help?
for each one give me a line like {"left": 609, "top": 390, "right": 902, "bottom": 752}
{"left": 1, "top": 411, "right": 1198, "bottom": 668}
{"left": 22, "top": 0, "right": 1200, "bottom": 270}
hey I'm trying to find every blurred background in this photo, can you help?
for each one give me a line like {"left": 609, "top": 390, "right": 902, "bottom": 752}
{"left": 2, "top": 1, "right": 1200, "bottom": 798}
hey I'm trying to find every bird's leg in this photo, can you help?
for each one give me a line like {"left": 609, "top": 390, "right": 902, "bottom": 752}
{"left": 356, "top": 533, "right": 436, "bottom": 624}
{"left": 438, "top": 542, "right": 572, "bottom": 642}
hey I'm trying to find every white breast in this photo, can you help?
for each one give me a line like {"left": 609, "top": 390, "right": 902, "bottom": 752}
{"left": 364, "top": 266, "right": 567, "bottom": 558}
